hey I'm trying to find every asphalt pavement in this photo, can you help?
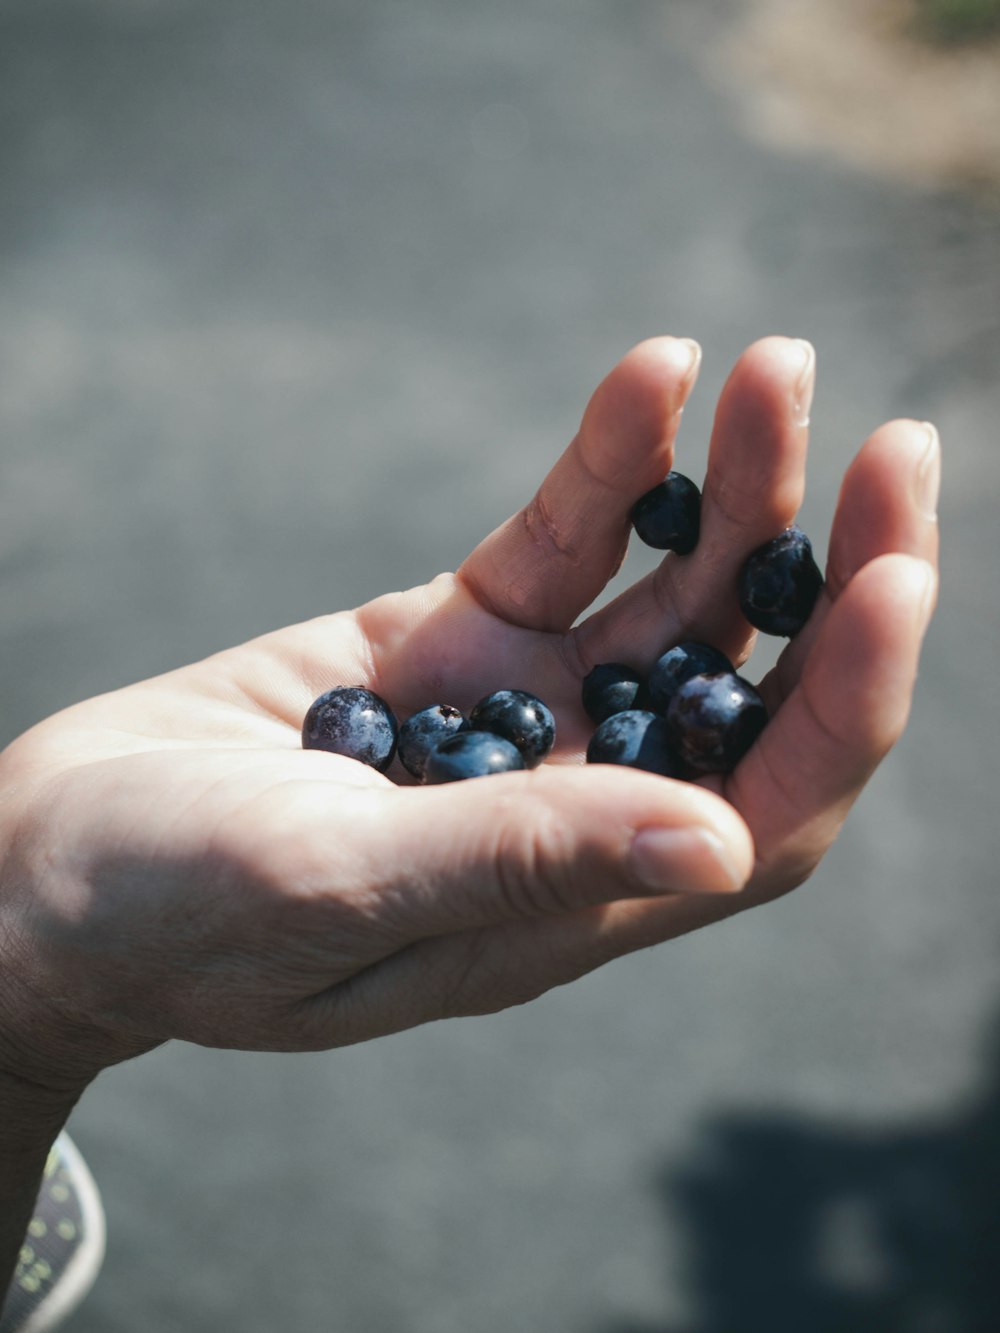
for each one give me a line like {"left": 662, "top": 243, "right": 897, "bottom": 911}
{"left": 2, "top": 1, "right": 999, "bottom": 1329}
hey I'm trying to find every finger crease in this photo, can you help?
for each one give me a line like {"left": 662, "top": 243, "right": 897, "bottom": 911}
{"left": 799, "top": 677, "right": 857, "bottom": 759}
{"left": 454, "top": 565, "right": 510, "bottom": 624}
{"left": 559, "top": 626, "right": 591, "bottom": 685}
{"left": 752, "top": 729, "right": 817, "bottom": 821}
{"left": 650, "top": 555, "right": 689, "bottom": 627}
{"left": 522, "top": 493, "right": 584, "bottom": 568}
{"left": 703, "top": 473, "right": 782, "bottom": 533}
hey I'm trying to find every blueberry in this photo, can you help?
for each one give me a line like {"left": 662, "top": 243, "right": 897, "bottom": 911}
{"left": 397, "top": 704, "right": 469, "bottom": 780}
{"left": 647, "top": 641, "right": 734, "bottom": 714}
{"left": 666, "top": 672, "right": 767, "bottom": 774}
{"left": 581, "top": 663, "right": 647, "bottom": 725}
{"left": 302, "top": 686, "right": 398, "bottom": 772}
{"left": 424, "top": 730, "right": 526, "bottom": 783}
{"left": 630, "top": 471, "right": 701, "bottom": 553}
{"left": 738, "top": 525, "right": 824, "bottom": 637}
{"left": 468, "top": 689, "right": 556, "bottom": 768}
{"left": 586, "top": 710, "right": 684, "bottom": 777}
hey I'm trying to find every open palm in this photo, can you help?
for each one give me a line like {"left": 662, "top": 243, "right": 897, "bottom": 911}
{"left": 0, "top": 337, "right": 938, "bottom": 1090}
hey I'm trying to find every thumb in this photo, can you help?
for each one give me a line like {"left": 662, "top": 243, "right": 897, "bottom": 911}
{"left": 357, "top": 765, "right": 754, "bottom": 940}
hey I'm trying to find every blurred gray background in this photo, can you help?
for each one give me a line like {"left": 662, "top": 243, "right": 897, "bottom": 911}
{"left": 2, "top": 1, "right": 998, "bottom": 1329}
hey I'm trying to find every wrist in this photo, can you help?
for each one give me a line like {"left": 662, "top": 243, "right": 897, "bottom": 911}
{"left": 0, "top": 1004, "right": 98, "bottom": 1129}
{"left": 0, "top": 1066, "right": 81, "bottom": 1160}
{"left": 0, "top": 766, "right": 135, "bottom": 1099}
{"left": 0, "top": 966, "right": 120, "bottom": 1107}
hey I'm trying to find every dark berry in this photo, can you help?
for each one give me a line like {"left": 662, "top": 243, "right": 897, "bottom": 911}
{"left": 397, "top": 704, "right": 469, "bottom": 780}
{"left": 630, "top": 471, "right": 701, "bottom": 553}
{"left": 424, "top": 731, "right": 526, "bottom": 783}
{"left": 302, "top": 686, "right": 398, "bottom": 772}
{"left": 581, "top": 663, "right": 647, "bottom": 725}
{"left": 647, "top": 641, "right": 734, "bottom": 713}
{"left": 666, "top": 672, "right": 767, "bottom": 774}
{"left": 586, "top": 710, "right": 684, "bottom": 778}
{"left": 738, "top": 525, "right": 824, "bottom": 637}
{"left": 468, "top": 689, "right": 555, "bottom": 768}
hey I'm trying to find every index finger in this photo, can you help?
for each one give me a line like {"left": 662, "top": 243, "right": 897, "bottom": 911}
{"left": 457, "top": 337, "right": 702, "bottom": 633}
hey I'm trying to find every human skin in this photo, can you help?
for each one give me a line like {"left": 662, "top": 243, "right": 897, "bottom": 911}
{"left": 0, "top": 336, "right": 939, "bottom": 1306}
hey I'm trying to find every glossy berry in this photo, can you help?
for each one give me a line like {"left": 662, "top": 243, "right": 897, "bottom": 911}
{"left": 302, "top": 686, "right": 398, "bottom": 772}
{"left": 666, "top": 672, "right": 767, "bottom": 774}
{"left": 630, "top": 471, "right": 701, "bottom": 554}
{"left": 397, "top": 704, "right": 469, "bottom": 780}
{"left": 581, "top": 662, "right": 647, "bottom": 725}
{"left": 738, "top": 525, "right": 824, "bottom": 637}
{"left": 424, "top": 730, "right": 526, "bottom": 783}
{"left": 469, "top": 689, "right": 556, "bottom": 768}
{"left": 586, "top": 710, "right": 684, "bottom": 778}
{"left": 647, "top": 641, "right": 733, "bottom": 714}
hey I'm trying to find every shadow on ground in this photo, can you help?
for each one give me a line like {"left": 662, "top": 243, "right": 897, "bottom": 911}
{"left": 606, "top": 1023, "right": 1000, "bottom": 1333}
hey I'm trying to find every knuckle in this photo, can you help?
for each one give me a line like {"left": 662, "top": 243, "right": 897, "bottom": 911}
{"left": 209, "top": 799, "right": 383, "bottom": 950}
{"left": 491, "top": 805, "right": 578, "bottom": 919}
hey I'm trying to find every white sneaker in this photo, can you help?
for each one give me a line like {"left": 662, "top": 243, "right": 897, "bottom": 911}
{"left": 1, "top": 1134, "right": 106, "bottom": 1333}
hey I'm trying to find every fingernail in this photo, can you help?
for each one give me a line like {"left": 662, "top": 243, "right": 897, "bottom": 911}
{"left": 629, "top": 826, "right": 745, "bottom": 896}
{"left": 670, "top": 338, "right": 702, "bottom": 408}
{"left": 914, "top": 557, "right": 938, "bottom": 632}
{"left": 793, "top": 339, "right": 816, "bottom": 428}
{"left": 916, "top": 422, "right": 941, "bottom": 522}
{"left": 680, "top": 338, "right": 703, "bottom": 387}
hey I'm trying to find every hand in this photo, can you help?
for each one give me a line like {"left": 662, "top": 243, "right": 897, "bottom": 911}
{"left": 0, "top": 337, "right": 938, "bottom": 1092}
